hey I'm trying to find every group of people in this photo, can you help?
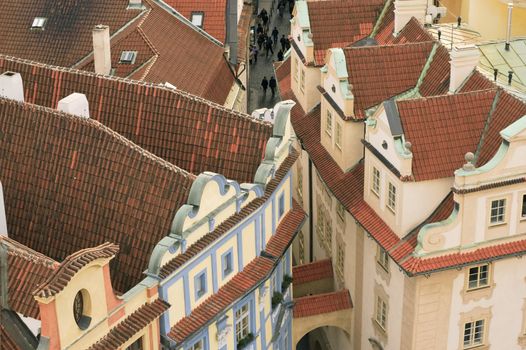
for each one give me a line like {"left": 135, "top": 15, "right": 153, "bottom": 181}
{"left": 261, "top": 76, "right": 277, "bottom": 97}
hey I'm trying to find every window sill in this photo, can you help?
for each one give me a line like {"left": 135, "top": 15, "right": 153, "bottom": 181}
{"left": 463, "top": 344, "right": 489, "bottom": 350}
{"left": 386, "top": 205, "right": 396, "bottom": 214}
{"left": 488, "top": 221, "right": 506, "bottom": 227}
{"left": 462, "top": 283, "right": 494, "bottom": 303}
{"left": 371, "top": 189, "right": 380, "bottom": 198}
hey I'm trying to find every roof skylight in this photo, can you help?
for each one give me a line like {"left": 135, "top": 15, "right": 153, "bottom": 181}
{"left": 31, "top": 17, "right": 47, "bottom": 30}
{"left": 119, "top": 51, "right": 138, "bottom": 64}
{"left": 191, "top": 12, "right": 204, "bottom": 28}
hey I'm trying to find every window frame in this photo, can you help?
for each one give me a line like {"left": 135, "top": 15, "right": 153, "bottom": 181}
{"left": 293, "top": 57, "right": 299, "bottom": 82}
{"left": 377, "top": 246, "right": 389, "bottom": 272}
{"left": 375, "top": 296, "right": 388, "bottom": 330}
{"left": 119, "top": 51, "right": 138, "bottom": 65}
{"left": 235, "top": 302, "right": 250, "bottom": 343}
{"left": 190, "top": 11, "right": 204, "bottom": 28}
{"left": 335, "top": 122, "right": 342, "bottom": 149}
{"left": 325, "top": 110, "right": 333, "bottom": 136}
{"left": 188, "top": 338, "right": 204, "bottom": 350}
{"left": 336, "top": 202, "right": 345, "bottom": 221}
{"left": 300, "top": 69, "right": 305, "bottom": 93}
{"left": 194, "top": 270, "right": 207, "bottom": 300}
{"left": 463, "top": 319, "right": 485, "bottom": 348}
{"left": 489, "top": 198, "right": 506, "bottom": 225}
{"left": 371, "top": 167, "right": 380, "bottom": 197}
{"left": 336, "top": 243, "right": 345, "bottom": 281}
{"left": 221, "top": 249, "right": 233, "bottom": 279}
{"left": 278, "top": 193, "right": 285, "bottom": 218}
{"left": 31, "top": 17, "right": 47, "bottom": 29}
{"left": 522, "top": 194, "right": 526, "bottom": 220}
{"left": 325, "top": 212, "right": 332, "bottom": 255}
{"left": 466, "top": 264, "right": 489, "bottom": 291}
{"left": 386, "top": 182, "right": 396, "bottom": 212}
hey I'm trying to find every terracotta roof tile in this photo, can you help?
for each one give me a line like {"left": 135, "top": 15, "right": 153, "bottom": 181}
{"left": 293, "top": 289, "right": 352, "bottom": 318}
{"left": 0, "top": 0, "right": 234, "bottom": 104}
{"left": 343, "top": 42, "right": 433, "bottom": 119}
{"left": 376, "top": 17, "right": 434, "bottom": 45}
{"left": 0, "top": 97, "right": 194, "bottom": 293}
{"left": 398, "top": 90, "right": 498, "bottom": 181}
{"left": 292, "top": 259, "right": 333, "bottom": 285}
{"left": 460, "top": 70, "right": 496, "bottom": 93}
{"left": 419, "top": 45, "right": 451, "bottom": 97}
{"left": 88, "top": 299, "right": 170, "bottom": 350}
{"left": 163, "top": 0, "right": 227, "bottom": 43}
{"left": 307, "top": 0, "right": 385, "bottom": 65}
{"left": 1, "top": 236, "right": 58, "bottom": 318}
{"left": 0, "top": 55, "right": 271, "bottom": 184}
{"left": 372, "top": 1, "right": 394, "bottom": 45}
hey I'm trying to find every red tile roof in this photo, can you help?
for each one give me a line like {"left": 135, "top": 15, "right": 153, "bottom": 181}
{"left": 372, "top": 1, "right": 394, "bottom": 45}
{"left": 419, "top": 45, "right": 450, "bottom": 97}
{"left": 88, "top": 299, "right": 170, "bottom": 350}
{"left": 0, "top": 97, "right": 194, "bottom": 293}
{"left": 0, "top": 0, "right": 234, "bottom": 104}
{"left": 163, "top": 0, "right": 227, "bottom": 43}
{"left": 343, "top": 42, "right": 434, "bottom": 119}
{"left": 397, "top": 90, "right": 498, "bottom": 181}
{"left": 34, "top": 243, "right": 119, "bottom": 298}
{"left": 376, "top": 17, "right": 434, "bottom": 45}
{"left": 158, "top": 152, "right": 301, "bottom": 279}
{"left": 274, "top": 57, "right": 307, "bottom": 122}
{"left": 460, "top": 70, "right": 496, "bottom": 93}
{"left": 167, "top": 203, "right": 306, "bottom": 343}
{"left": 292, "top": 259, "right": 333, "bottom": 285}
{"left": 293, "top": 290, "right": 352, "bottom": 318}
{"left": 1, "top": 236, "right": 58, "bottom": 319}
{"left": 307, "top": 0, "right": 385, "bottom": 65}
{"left": 0, "top": 55, "right": 271, "bottom": 184}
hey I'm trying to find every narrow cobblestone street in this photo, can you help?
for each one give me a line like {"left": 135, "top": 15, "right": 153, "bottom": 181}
{"left": 248, "top": 0, "right": 292, "bottom": 113}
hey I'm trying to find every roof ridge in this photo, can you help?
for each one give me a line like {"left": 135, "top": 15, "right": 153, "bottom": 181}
{"left": 0, "top": 236, "right": 58, "bottom": 268}
{"left": 0, "top": 54, "right": 266, "bottom": 125}
{"left": 343, "top": 40, "right": 434, "bottom": 51}
{"left": 0, "top": 97, "right": 196, "bottom": 179}
{"left": 398, "top": 87, "right": 498, "bottom": 104}
{"left": 369, "top": 0, "right": 393, "bottom": 37}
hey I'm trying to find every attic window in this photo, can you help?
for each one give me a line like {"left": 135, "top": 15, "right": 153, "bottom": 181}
{"left": 191, "top": 12, "right": 204, "bottom": 28}
{"left": 119, "top": 51, "right": 137, "bottom": 64}
{"left": 31, "top": 17, "right": 47, "bottom": 29}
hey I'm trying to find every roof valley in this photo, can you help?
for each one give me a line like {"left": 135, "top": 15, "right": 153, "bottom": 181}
{"left": 474, "top": 89, "right": 502, "bottom": 165}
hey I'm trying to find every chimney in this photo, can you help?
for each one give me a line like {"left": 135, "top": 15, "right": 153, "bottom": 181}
{"left": 226, "top": 0, "right": 238, "bottom": 65}
{"left": 92, "top": 25, "right": 111, "bottom": 75}
{"left": 394, "top": 0, "right": 428, "bottom": 35}
{"left": 449, "top": 44, "right": 480, "bottom": 93}
{"left": 0, "top": 72, "right": 24, "bottom": 102}
{"left": 505, "top": 2, "right": 513, "bottom": 51}
{"left": 57, "top": 93, "right": 90, "bottom": 118}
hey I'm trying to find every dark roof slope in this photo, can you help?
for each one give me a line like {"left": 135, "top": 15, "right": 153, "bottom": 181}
{"left": 0, "top": 0, "right": 234, "bottom": 104}
{"left": 0, "top": 55, "right": 271, "bottom": 184}
{"left": 307, "top": 0, "right": 385, "bottom": 65}
{"left": 0, "top": 98, "right": 194, "bottom": 293}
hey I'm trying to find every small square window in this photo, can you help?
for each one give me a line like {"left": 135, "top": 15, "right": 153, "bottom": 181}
{"left": 467, "top": 264, "right": 489, "bottom": 290}
{"left": 521, "top": 194, "right": 526, "bottom": 218}
{"left": 489, "top": 199, "right": 506, "bottom": 224}
{"left": 195, "top": 271, "right": 207, "bottom": 299}
{"left": 191, "top": 12, "right": 204, "bottom": 28}
{"left": 463, "top": 319, "right": 485, "bottom": 348}
{"left": 119, "top": 51, "right": 138, "bottom": 64}
{"left": 278, "top": 193, "right": 285, "bottom": 218}
{"left": 222, "top": 251, "right": 233, "bottom": 277}
{"left": 31, "top": 17, "right": 47, "bottom": 29}
{"left": 387, "top": 182, "right": 396, "bottom": 212}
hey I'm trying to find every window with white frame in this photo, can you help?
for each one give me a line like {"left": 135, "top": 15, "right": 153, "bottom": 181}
{"left": 119, "top": 51, "right": 138, "bottom": 64}
{"left": 463, "top": 320, "right": 485, "bottom": 348}
{"left": 222, "top": 251, "right": 233, "bottom": 277}
{"left": 371, "top": 167, "right": 380, "bottom": 196}
{"left": 490, "top": 198, "right": 506, "bottom": 224}
{"left": 336, "top": 244, "right": 344, "bottom": 281}
{"left": 191, "top": 12, "right": 204, "bottom": 28}
{"left": 31, "top": 17, "right": 47, "bottom": 29}
{"left": 195, "top": 271, "right": 207, "bottom": 298}
{"left": 377, "top": 246, "right": 389, "bottom": 271}
{"left": 335, "top": 122, "right": 342, "bottom": 149}
{"left": 301, "top": 68, "right": 306, "bottom": 88}
{"left": 387, "top": 182, "right": 396, "bottom": 212}
{"left": 235, "top": 303, "right": 250, "bottom": 342}
{"left": 294, "top": 57, "right": 299, "bottom": 82}
{"left": 375, "top": 296, "right": 388, "bottom": 330}
{"left": 467, "top": 264, "right": 489, "bottom": 290}
{"left": 189, "top": 339, "right": 203, "bottom": 350}
{"left": 325, "top": 110, "right": 333, "bottom": 136}
{"left": 522, "top": 194, "right": 526, "bottom": 218}
{"left": 297, "top": 170, "right": 303, "bottom": 200}
{"left": 298, "top": 231, "right": 305, "bottom": 264}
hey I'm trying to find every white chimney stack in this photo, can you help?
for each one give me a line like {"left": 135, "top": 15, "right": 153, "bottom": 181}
{"left": 505, "top": 2, "right": 513, "bottom": 51}
{"left": 92, "top": 25, "right": 111, "bottom": 75}
{"left": 394, "top": 0, "right": 428, "bottom": 34}
{"left": 0, "top": 72, "right": 24, "bottom": 102}
{"left": 57, "top": 93, "right": 90, "bottom": 118}
{"left": 449, "top": 44, "right": 480, "bottom": 93}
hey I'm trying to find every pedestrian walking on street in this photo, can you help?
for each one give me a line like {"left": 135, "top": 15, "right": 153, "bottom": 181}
{"left": 280, "top": 35, "right": 287, "bottom": 52}
{"left": 269, "top": 76, "right": 277, "bottom": 97}
{"left": 278, "top": 1, "right": 285, "bottom": 18}
{"left": 277, "top": 50, "right": 284, "bottom": 61}
{"left": 265, "top": 38, "right": 274, "bottom": 58}
{"left": 261, "top": 76, "right": 269, "bottom": 95}
{"left": 256, "top": 23, "right": 263, "bottom": 35}
{"left": 257, "top": 33, "right": 265, "bottom": 50}
{"left": 250, "top": 46, "right": 258, "bottom": 64}
{"left": 272, "top": 27, "right": 279, "bottom": 46}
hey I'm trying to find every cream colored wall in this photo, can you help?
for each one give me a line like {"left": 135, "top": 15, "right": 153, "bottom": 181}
{"left": 215, "top": 236, "right": 238, "bottom": 286}
{"left": 461, "top": 0, "right": 526, "bottom": 40}
{"left": 291, "top": 148, "right": 311, "bottom": 264}
{"left": 290, "top": 49, "right": 322, "bottom": 113}
{"left": 167, "top": 278, "right": 185, "bottom": 326}
{"left": 242, "top": 220, "right": 257, "bottom": 266}
{"left": 188, "top": 257, "right": 213, "bottom": 309}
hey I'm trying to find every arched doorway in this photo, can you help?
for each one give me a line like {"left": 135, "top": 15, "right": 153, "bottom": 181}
{"left": 295, "top": 325, "right": 350, "bottom": 350}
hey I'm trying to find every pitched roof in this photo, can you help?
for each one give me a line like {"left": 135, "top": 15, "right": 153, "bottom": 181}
{"left": 167, "top": 202, "right": 305, "bottom": 343}
{"left": 88, "top": 299, "right": 170, "bottom": 350}
{"left": 162, "top": 0, "right": 227, "bottom": 43}
{"left": 0, "top": 0, "right": 234, "bottom": 104}
{"left": 1, "top": 236, "right": 58, "bottom": 318}
{"left": 0, "top": 55, "right": 271, "bottom": 184}
{"left": 292, "top": 259, "right": 333, "bottom": 285}
{"left": 375, "top": 17, "right": 434, "bottom": 45}
{"left": 342, "top": 42, "right": 434, "bottom": 119}
{"left": 293, "top": 290, "right": 352, "bottom": 318}
{"left": 274, "top": 57, "right": 306, "bottom": 122}
{"left": 0, "top": 97, "right": 194, "bottom": 293}
{"left": 397, "top": 90, "right": 498, "bottom": 181}
{"left": 307, "top": 0, "right": 385, "bottom": 65}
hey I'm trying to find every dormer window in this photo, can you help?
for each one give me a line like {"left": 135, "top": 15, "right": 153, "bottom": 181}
{"left": 191, "top": 12, "right": 204, "bottom": 28}
{"left": 31, "top": 17, "right": 47, "bottom": 30}
{"left": 119, "top": 51, "right": 137, "bottom": 64}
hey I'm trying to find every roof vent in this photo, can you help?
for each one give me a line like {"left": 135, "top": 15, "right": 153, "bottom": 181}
{"left": 128, "top": 0, "right": 144, "bottom": 9}
{"left": 191, "top": 12, "right": 204, "bottom": 28}
{"left": 57, "top": 93, "right": 90, "bottom": 119}
{"left": 0, "top": 71, "right": 24, "bottom": 102}
{"left": 31, "top": 17, "right": 47, "bottom": 30}
{"left": 119, "top": 51, "right": 137, "bottom": 64}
